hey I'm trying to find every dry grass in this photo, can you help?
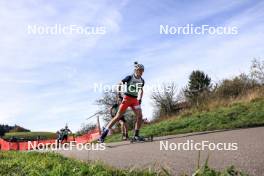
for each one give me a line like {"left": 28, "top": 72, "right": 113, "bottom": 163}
{"left": 206, "top": 87, "right": 264, "bottom": 110}
{"left": 150, "top": 86, "right": 264, "bottom": 124}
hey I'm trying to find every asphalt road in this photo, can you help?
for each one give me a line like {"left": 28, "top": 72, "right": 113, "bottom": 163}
{"left": 57, "top": 127, "right": 264, "bottom": 176}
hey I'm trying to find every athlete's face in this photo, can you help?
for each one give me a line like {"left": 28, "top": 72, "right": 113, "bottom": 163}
{"left": 135, "top": 69, "right": 144, "bottom": 77}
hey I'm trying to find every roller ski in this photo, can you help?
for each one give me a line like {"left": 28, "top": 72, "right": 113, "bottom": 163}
{"left": 130, "top": 135, "right": 154, "bottom": 143}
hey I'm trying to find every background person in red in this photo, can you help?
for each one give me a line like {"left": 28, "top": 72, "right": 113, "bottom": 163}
{"left": 99, "top": 62, "right": 145, "bottom": 143}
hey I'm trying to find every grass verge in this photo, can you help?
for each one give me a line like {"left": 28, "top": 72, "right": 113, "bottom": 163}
{"left": 106, "top": 98, "right": 264, "bottom": 143}
{"left": 0, "top": 151, "right": 157, "bottom": 176}
{"left": 0, "top": 151, "right": 247, "bottom": 176}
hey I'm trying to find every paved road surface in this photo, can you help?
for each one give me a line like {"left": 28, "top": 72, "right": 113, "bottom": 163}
{"left": 58, "top": 127, "right": 264, "bottom": 176}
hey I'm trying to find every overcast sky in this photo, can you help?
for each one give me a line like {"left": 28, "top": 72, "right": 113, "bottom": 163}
{"left": 0, "top": 0, "right": 263, "bottom": 132}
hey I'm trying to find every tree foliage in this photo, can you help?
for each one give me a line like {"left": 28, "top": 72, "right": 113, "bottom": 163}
{"left": 151, "top": 82, "right": 183, "bottom": 118}
{"left": 96, "top": 91, "right": 118, "bottom": 123}
{"left": 184, "top": 70, "right": 211, "bottom": 107}
{"left": 0, "top": 124, "right": 30, "bottom": 136}
{"left": 250, "top": 58, "right": 264, "bottom": 85}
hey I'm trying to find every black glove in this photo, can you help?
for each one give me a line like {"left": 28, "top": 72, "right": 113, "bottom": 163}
{"left": 139, "top": 99, "right": 142, "bottom": 104}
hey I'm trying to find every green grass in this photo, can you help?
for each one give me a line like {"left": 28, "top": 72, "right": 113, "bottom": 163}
{"left": 191, "top": 155, "right": 248, "bottom": 176}
{"left": 0, "top": 151, "right": 159, "bottom": 176}
{"left": 3, "top": 132, "right": 57, "bottom": 141}
{"left": 0, "top": 151, "right": 247, "bottom": 176}
{"left": 106, "top": 98, "right": 264, "bottom": 142}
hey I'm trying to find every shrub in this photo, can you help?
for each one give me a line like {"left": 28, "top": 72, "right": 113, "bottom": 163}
{"left": 214, "top": 74, "right": 258, "bottom": 99}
